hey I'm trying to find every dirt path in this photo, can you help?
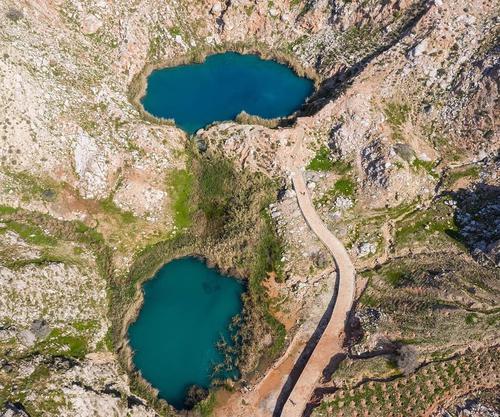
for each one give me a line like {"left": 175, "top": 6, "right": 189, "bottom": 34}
{"left": 277, "top": 168, "right": 356, "bottom": 417}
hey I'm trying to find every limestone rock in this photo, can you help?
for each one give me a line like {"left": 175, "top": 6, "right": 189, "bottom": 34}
{"left": 81, "top": 14, "right": 103, "bottom": 35}
{"left": 210, "top": 2, "right": 222, "bottom": 15}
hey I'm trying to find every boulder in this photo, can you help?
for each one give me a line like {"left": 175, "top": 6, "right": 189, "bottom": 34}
{"left": 210, "top": 2, "right": 222, "bottom": 15}
{"left": 408, "top": 39, "right": 428, "bottom": 59}
{"left": 81, "top": 14, "right": 103, "bottom": 35}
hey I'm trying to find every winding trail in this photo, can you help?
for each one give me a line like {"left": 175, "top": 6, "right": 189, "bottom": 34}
{"left": 278, "top": 168, "right": 356, "bottom": 417}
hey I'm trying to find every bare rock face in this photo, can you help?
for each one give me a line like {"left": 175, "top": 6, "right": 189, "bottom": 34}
{"left": 73, "top": 132, "right": 110, "bottom": 200}
{"left": 0, "top": 402, "right": 30, "bottom": 417}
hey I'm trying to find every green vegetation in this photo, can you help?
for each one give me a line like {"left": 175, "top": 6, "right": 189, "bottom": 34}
{"left": 115, "top": 147, "right": 286, "bottom": 381}
{"left": 412, "top": 158, "right": 439, "bottom": 179}
{"left": 4, "top": 170, "right": 61, "bottom": 203}
{"left": 465, "top": 313, "right": 477, "bottom": 325}
{"left": 333, "top": 177, "right": 356, "bottom": 197}
{"left": 384, "top": 268, "right": 412, "bottom": 288}
{"left": 446, "top": 165, "right": 480, "bottom": 185}
{"left": 384, "top": 101, "right": 410, "bottom": 126}
{"left": 315, "top": 176, "right": 356, "bottom": 208}
{"left": 307, "top": 145, "right": 333, "bottom": 171}
{"left": 167, "top": 168, "right": 194, "bottom": 229}
{"left": 394, "top": 200, "right": 461, "bottom": 247}
{"left": 2, "top": 220, "right": 57, "bottom": 246}
{"left": 195, "top": 393, "right": 217, "bottom": 417}
{"left": 331, "top": 160, "right": 352, "bottom": 175}
{"left": 36, "top": 329, "right": 87, "bottom": 359}
{"left": 169, "top": 26, "right": 182, "bottom": 36}
{"left": 0, "top": 205, "right": 17, "bottom": 215}
{"left": 99, "top": 198, "right": 136, "bottom": 224}
{"left": 252, "top": 212, "right": 284, "bottom": 284}
{"left": 384, "top": 101, "right": 410, "bottom": 141}
{"left": 307, "top": 145, "right": 353, "bottom": 175}
{"left": 316, "top": 349, "right": 497, "bottom": 417}
{"left": 198, "top": 157, "right": 236, "bottom": 235}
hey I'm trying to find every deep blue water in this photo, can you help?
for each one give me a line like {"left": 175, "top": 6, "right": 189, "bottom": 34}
{"left": 128, "top": 257, "right": 244, "bottom": 409}
{"left": 141, "top": 52, "right": 313, "bottom": 133}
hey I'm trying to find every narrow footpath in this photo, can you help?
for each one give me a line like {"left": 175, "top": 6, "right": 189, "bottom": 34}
{"left": 278, "top": 168, "right": 356, "bottom": 417}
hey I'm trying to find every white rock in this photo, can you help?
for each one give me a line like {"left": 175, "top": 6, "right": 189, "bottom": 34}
{"left": 408, "top": 39, "right": 428, "bottom": 59}
{"left": 210, "top": 2, "right": 222, "bottom": 15}
{"left": 357, "top": 242, "right": 377, "bottom": 257}
{"left": 81, "top": 14, "right": 103, "bottom": 35}
{"left": 335, "top": 196, "right": 353, "bottom": 210}
{"left": 269, "top": 8, "right": 280, "bottom": 17}
{"left": 74, "top": 132, "right": 108, "bottom": 199}
{"left": 18, "top": 330, "right": 36, "bottom": 347}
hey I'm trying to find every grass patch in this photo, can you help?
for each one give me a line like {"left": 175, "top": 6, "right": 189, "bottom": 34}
{"left": 384, "top": 102, "right": 410, "bottom": 127}
{"left": 5, "top": 221, "right": 57, "bottom": 246}
{"left": 0, "top": 205, "right": 17, "bottom": 215}
{"left": 314, "top": 176, "right": 356, "bottom": 207}
{"left": 385, "top": 268, "right": 413, "bottom": 288}
{"left": 446, "top": 165, "right": 480, "bottom": 185}
{"left": 99, "top": 198, "right": 136, "bottom": 224}
{"left": 197, "top": 157, "right": 236, "bottom": 235}
{"left": 412, "top": 158, "right": 439, "bottom": 179}
{"left": 195, "top": 392, "right": 216, "bottom": 417}
{"left": 384, "top": 101, "right": 410, "bottom": 141}
{"left": 167, "top": 168, "right": 194, "bottom": 230}
{"left": 307, "top": 145, "right": 334, "bottom": 171}
{"left": 394, "top": 201, "right": 461, "bottom": 247}
{"left": 465, "top": 313, "right": 477, "bottom": 325}
{"left": 333, "top": 177, "right": 356, "bottom": 197}
{"left": 5, "top": 170, "right": 60, "bottom": 203}
{"left": 36, "top": 329, "right": 87, "bottom": 358}
{"left": 253, "top": 212, "right": 284, "bottom": 284}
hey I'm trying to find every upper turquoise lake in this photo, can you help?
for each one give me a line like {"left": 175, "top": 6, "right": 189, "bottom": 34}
{"left": 128, "top": 257, "right": 244, "bottom": 409}
{"left": 140, "top": 52, "right": 314, "bottom": 133}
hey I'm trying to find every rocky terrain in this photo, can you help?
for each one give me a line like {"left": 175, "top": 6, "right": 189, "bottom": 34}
{"left": 0, "top": 0, "right": 498, "bottom": 416}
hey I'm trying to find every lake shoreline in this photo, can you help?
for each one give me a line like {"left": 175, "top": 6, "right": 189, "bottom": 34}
{"left": 118, "top": 251, "right": 247, "bottom": 413}
{"left": 128, "top": 44, "right": 319, "bottom": 134}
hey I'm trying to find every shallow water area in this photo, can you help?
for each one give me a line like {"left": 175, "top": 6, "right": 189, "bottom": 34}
{"left": 128, "top": 257, "right": 244, "bottom": 409}
{"left": 140, "top": 52, "right": 314, "bottom": 133}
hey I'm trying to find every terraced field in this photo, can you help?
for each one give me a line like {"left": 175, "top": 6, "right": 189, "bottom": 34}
{"left": 312, "top": 346, "right": 499, "bottom": 417}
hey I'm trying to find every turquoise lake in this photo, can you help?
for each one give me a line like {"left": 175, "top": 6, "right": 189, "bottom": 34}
{"left": 128, "top": 257, "right": 244, "bottom": 409}
{"left": 140, "top": 52, "right": 314, "bottom": 133}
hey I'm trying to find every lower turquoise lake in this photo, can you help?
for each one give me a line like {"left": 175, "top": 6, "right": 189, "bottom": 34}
{"left": 140, "top": 52, "right": 314, "bottom": 134}
{"left": 128, "top": 257, "right": 244, "bottom": 409}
